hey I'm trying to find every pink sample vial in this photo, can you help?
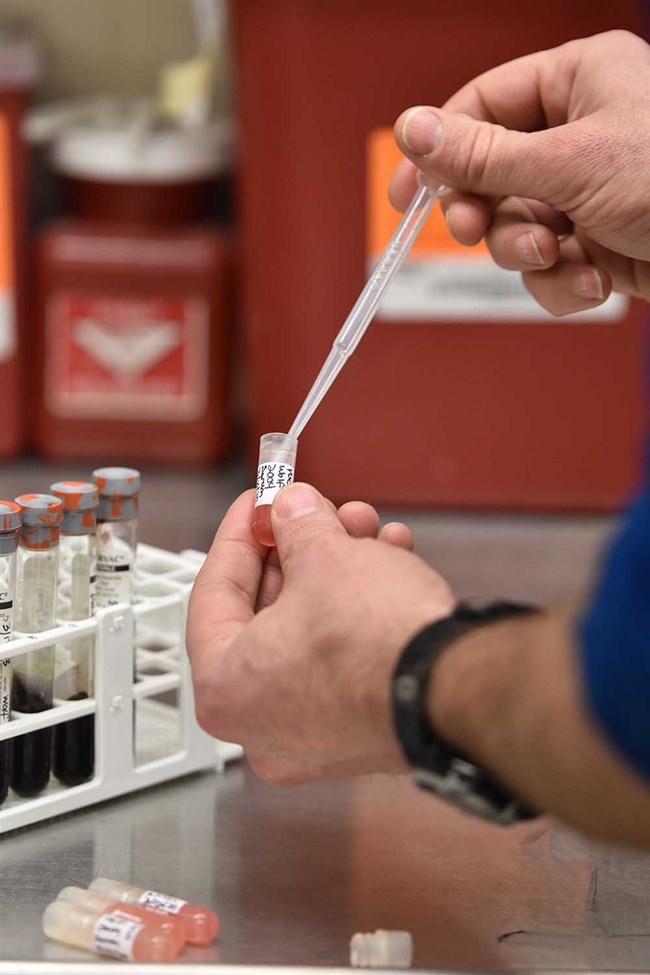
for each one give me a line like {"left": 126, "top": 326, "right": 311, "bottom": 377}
{"left": 57, "top": 885, "right": 188, "bottom": 951}
{"left": 252, "top": 432, "right": 298, "bottom": 547}
{"left": 89, "top": 877, "right": 219, "bottom": 946}
{"left": 42, "top": 899, "right": 179, "bottom": 962}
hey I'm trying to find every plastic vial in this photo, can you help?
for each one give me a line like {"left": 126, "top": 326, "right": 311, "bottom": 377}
{"left": 42, "top": 899, "right": 179, "bottom": 963}
{"left": 50, "top": 481, "right": 98, "bottom": 787}
{"left": 0, "top": 501, "right": 21, "bottom": 808}
{"left": 350, "top": 930, "right": 413, "bottom": 969}
{"left": 11, "top": 493, "right": 63, "bottom": 797}
{"left": 57, "top": 886, "right": 187, "bottom": 951}
{"left": 253, "top": 433, "right": 298, "bottom": 547}
{"left": 93, "top": 468, "right": 140, "bottom": 608}
{"left": 89, "top": 877, "right": 219, "bottom": 946}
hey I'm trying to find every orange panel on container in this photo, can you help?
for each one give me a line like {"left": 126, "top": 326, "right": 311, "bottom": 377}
{"left": 0, "top": 110, "right": 20, "bottom": 456}
{"left": 236, "top": 0, "right": 647, "bottom": 510}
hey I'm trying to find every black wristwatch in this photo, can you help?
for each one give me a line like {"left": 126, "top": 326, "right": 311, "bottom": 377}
{"left": 392, "top": 599, "right": 540, "bottom": 824}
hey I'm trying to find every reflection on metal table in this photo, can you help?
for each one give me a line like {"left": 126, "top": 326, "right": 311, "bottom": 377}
{"left": 1, "top": 761, "right": 650, "bottom": 972}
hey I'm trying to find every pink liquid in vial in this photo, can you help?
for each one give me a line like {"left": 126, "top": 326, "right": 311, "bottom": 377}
{"left": 128, "top": 925, "right": 179, "bottom": 962}
{"left": 42, "top": 900, "right": 180, "bottom": 963}
{"left": 89, "top": 878, "right": 219, "bottom": 946}
{"left": 99, "top": 901, "right": 187, "bottom": 951}
{"left": 252, "top": 504, "right": 274, "bottom": 547}
{"left": 175, "top": 901, "right": 220, "bottom": 946}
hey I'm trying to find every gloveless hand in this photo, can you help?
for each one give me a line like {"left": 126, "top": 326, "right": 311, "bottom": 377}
{"left": 187, "top": 483, "right": 453, "bottom": 785}
{"left": 391, "top": 30, "right": 650, "bottom": 316}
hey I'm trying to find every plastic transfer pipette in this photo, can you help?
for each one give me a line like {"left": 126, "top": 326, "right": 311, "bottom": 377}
{"left": 288, "top": 181, "right": 441, "bottom": 440}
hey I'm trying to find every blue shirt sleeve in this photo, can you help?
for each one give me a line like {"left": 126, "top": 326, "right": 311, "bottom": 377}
{"left": 579, "top": 490, "right": 650, "bottom": 780}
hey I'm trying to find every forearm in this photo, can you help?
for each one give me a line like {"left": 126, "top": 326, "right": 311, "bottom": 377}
{"left": 427, "top": 604, "right": 650, "bottom": 844}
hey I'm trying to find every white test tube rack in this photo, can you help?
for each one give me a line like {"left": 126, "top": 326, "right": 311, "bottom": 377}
{"left": 0, "top": 544, "right": 242, "bottom": 834}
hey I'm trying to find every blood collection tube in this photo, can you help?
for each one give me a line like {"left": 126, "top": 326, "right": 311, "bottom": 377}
{"left": 93, "top": 468, "right": 140, "bottom": 608}
{"left": 252, "top": 432, "right": 298, "bottom": 547}
{"left": 56, "top": 886, "right": 187, "bottom": 951}
{"left": 0, "top": 501, "right": 21, "bottom": 808}
{"left": 50, "top": 481, "right": 98, "bottom": 787}
{"left": 89, "top": 877, "right": 219, "bottom": 946}
{"left": 42, "top": 899, "right": 179, "bottom": 963}
{"left": 11, "top": 494, "right": 63, "bottom": 797}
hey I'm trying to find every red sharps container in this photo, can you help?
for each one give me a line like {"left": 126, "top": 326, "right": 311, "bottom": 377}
{"left": 34, "top": 115, "right": 233, "bottom": 465}
{"left": 235, "top": 0, "right": 647, "bottom": 511}
{"left": 0, "top": 28, "right": 39, "bottom": 457}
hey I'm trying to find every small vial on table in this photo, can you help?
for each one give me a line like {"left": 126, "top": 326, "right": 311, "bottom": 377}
{"left": 350, "top": 930, "right": 413, "bottom": 969}
{"left": 42, "top": 899, "right": 179, "bottom": 963}
{"left": 50, "top": 481, "right": 99, "bottom": 787}
{"left": 11, "top": 494, "right": 63, "bottom": 797}
{"left": 93, "top": 468, "right": 140, "bottom": 608}
{"left": 253, "top": 432, "right": 298, "bottom": 547}
{"left": 0, "top": 501, "right": 21, "bottom": 808}
{"left": 89, "top": 877, "right": 219, "bottom": 946}
{"left": 57, "top": 886, "right": 187, "bottom": 951}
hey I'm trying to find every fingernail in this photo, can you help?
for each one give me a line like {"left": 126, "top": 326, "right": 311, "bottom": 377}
{"left": 515, "top": 231, "right": 545, "bottom": 266}
{"left": 273, "top": 482, "right": 324, "bottom": 519}
{"left": 574, "top": 269, "right": 604, "bottom": 300}
{"left": 402, "top": 107, "right": 442, "bottom": 155}
{"left": 444, "top": 207, "right": 457, "bottom": 238}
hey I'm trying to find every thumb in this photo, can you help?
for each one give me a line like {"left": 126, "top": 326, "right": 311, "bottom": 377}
{"left": 394, "top": 106, "right": 580, "bottom": 208}
{"left": 271, "top": 482, "right": 346, "bottom": 567}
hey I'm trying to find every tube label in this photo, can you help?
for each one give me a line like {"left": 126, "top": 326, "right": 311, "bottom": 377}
{"left": 92, "top": 912, "right": 143, "bottom": 960}
{"left": 96, "top": 556, "right": 132, "bottom": 608}
{"left": 139, "top": 890, "right": 187, "bottom": 915}
{"left": 0, "top": 585, "right": 12, "bottom": 723}
{"left": 255, "top": 463, "right": 295, "bottom": 507}
{"left": 0, "top": 659, "right": 10, "bottom": 725}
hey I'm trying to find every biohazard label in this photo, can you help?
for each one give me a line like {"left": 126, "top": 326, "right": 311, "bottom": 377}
{"left": 255, "top": 463, "right": 295, "bottom": 507}
{"left": 92, "top": 912, "right": 143, "bottom": 961}
{"left": 45, "top": 292, "right": 209, "bottom": 420}
{"left": 367, "top": 128, "right": 627, "bottom": 323}
{"left": 139, "top": 890, "right": 187, "bottom": 915}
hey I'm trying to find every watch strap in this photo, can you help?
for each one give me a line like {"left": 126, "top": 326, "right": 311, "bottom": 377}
{"left": 392, "top": 601, "right": 539, "bottom": 824}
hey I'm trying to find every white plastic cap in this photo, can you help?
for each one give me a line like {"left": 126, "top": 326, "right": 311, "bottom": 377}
{"left": 350, "top": 930, "right": 413, "bottom": 968}
{"left": 50, "top": 117, "right": 233, "bottom": 183}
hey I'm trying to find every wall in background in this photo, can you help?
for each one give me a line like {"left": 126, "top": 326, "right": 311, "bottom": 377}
{"left": 0, "top": 0, "right": 229, "bottom": 106}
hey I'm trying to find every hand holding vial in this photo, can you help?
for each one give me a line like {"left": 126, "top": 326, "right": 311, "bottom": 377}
{"left": 189, "top": 484, "right": 452, "bottom": 784}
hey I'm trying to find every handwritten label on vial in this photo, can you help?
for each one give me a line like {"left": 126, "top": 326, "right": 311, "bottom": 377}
{"left": 255, "top": 463, "right": 295, "bottom": 507}
{"left": 0, "top": 588, "right": 12, "bottom": 723}
{"left": 92, "top": 912, "right": 143, "bottom": 961}
{"left": 0, "top": 659, "right": 10, "bottom": 724}
{"left": 139, "top": 890, "right": 187, "bottom": 915}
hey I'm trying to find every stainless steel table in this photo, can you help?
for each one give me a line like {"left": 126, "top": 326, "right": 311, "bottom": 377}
{"left": 2, "top": 761, "right": 650, "bottom": 971}
{"left": 0, "top": 459, "right": 641, "bottom": 972}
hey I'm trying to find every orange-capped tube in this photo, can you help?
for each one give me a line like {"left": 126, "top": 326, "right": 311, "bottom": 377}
{"left": 42, "top": 899, "right": 179, "bottom": 962}
{"left": 89, "top": 877, "right": 219, "bottom": 946}
{"left": 57, "top": 886, "right": 188, "bottom": 950}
